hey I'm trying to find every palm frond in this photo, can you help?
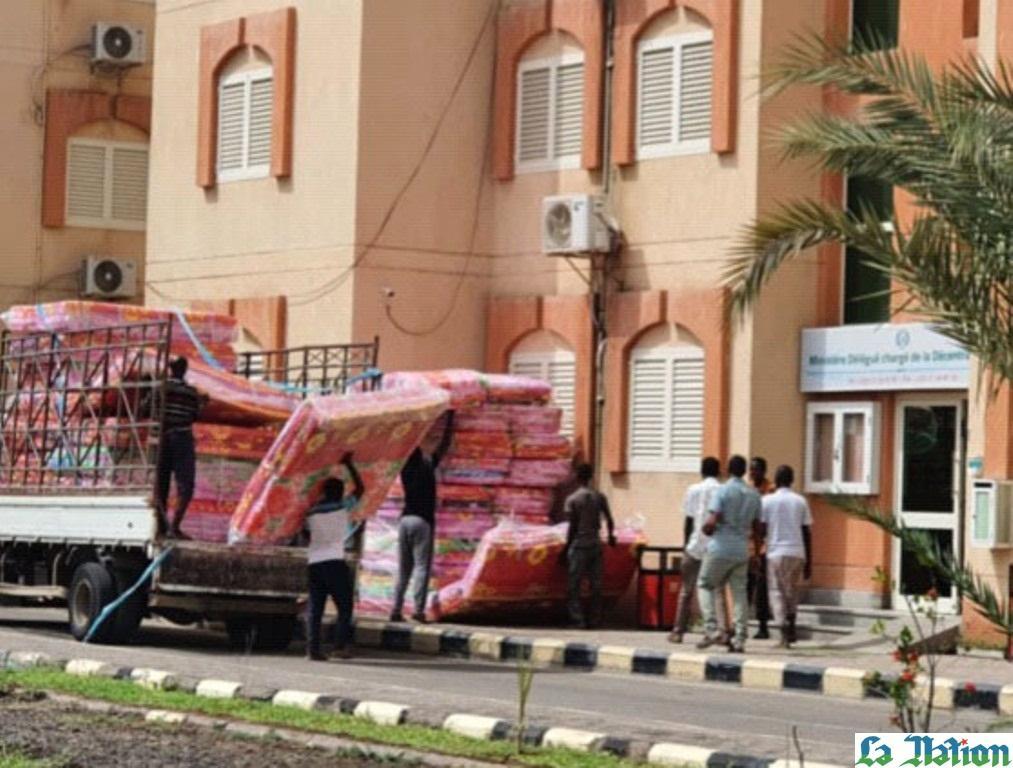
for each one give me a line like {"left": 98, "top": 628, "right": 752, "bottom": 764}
{"left": 835, "top": 497, "right": 1013, "bottom": 651}
{"left": 732, "top": 38, "right": 1013, "bottom": 382}
{"left": 724, "top": 200, "right": 851, "bottom": 321}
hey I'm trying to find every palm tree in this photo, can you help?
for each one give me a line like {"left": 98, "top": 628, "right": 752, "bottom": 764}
{"left": 724, "top": 35, "right": 1013, "bottom": 654}
{"left": 725, "top": 34, "right": 1012, "bottom": 383}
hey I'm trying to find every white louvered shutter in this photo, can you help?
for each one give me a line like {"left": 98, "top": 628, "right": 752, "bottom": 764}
{"left": 637, "top": 34, "right": 712, "bottom": 158}
{"left": 247, "top": 75, "right": 273, "bottom": 169}
{"left": 509, "top": 358, "right": 543, "bottom": 380}
{"left": 509, "top": 352, "right": 577, "bottom": 440}
{"left": 66, "top": 143, "right": 107, "bottom": 221}
{"left": 553, "top": 62, "right": 583, "bottom": 159}
{"left": 518, "top": 66, "right": 551, "bottom": 164}
{"left": 110, "top": 146, "right": 148, "bottom": 223}
{"left": 629, "top": 348, "right": 705, "bottom": 471}
{"left": 629, "top": 357, "right": 668, "bottom": 464}
{"left": 669, "top": 355, "right": 704, "bottom": 464}
{"left": 217, "top": 79, "right": 245, "bottom": 174}
{"left": 638, "top": 46, "right": 674, "bottom": 150}
{"left": 66, "top": 140, "right": 147, "bottom": 229}
{"left": 678, "top": 40, "right": 712, "bottom": 143}
{"left": 547, "top": 358, "right": 576, "bottom": 438}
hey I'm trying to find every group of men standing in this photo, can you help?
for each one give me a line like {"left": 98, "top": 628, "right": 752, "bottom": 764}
{"left": 671, "top": 454, "right": 813, "bottom": 652}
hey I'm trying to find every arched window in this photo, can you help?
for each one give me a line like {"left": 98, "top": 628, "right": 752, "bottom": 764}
{"left": 515, "top": 34, "right": 585, "bottom": 173}
{"left": 636, "top": 9, "right": 713, "bottom": 159}
{"left": 217, "top": 54, "right": 274, "bottom": 182}
{"left": 65, "top": 121, "right": 149, "bottom": 231}
{"left": 627, "top": 325, "right": 704, "bottom": 472}
{"left": 509, "top": 331, "right": 577, "bottom": 438}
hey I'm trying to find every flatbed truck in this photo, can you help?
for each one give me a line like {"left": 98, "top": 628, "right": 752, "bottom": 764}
{"left": 0, "top": 317, "right": 378, "bottom": 648}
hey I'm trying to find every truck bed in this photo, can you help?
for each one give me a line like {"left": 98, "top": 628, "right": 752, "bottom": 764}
{"left": 154, "top": 540, "right": 306, "bottom": 598}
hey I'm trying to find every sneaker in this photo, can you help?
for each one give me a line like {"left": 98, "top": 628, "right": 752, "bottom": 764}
{"left": 388, "top": 612, "right": 405, "bottom": 623}
{"left": 668, "top": 632, "right": 683, "bottom": 644}
{"left": 753, "top": 628, "right": 770, "bottom": 640}
{"left": 411, "top": 613, "right": 427, "bottom": 624}
{"left": 695, "top": 635, "right": 721, "bottom": 650}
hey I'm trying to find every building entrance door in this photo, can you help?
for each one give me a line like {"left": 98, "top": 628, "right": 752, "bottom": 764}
{"left": 892, "top": 397, "right": 966, "bottom": 614}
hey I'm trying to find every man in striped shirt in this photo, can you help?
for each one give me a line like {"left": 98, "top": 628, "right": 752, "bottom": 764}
{"left": 156, "top": 357, "right": 205, "bottom": 539}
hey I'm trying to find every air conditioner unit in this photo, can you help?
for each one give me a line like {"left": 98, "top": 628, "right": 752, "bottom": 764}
{"left": 80, "top": 257, "right": 138, "bottom": 299}
{"left": 541, "top": 194, "right": 610, "bottom": 255}
{"left": 91, "top": 23, "right": 146, "bottom": 66}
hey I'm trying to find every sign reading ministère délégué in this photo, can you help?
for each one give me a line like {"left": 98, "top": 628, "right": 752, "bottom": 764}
{"left": 801, "top": 322, "right": 970, "bottom": 393}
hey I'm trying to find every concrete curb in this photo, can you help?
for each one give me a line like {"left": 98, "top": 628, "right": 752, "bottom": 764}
{"left": 1, "top": 648, "right": 847, "bottom": 767}
{"left": 353, "top": 618, "right": 1001, "bottom": 712}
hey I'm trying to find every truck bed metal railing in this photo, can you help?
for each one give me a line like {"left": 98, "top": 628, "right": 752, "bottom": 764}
{"left": 235, "top": 337, "right": 380, "bottom": 397}
{"left": 0, "top": 321, "right": 170, "bottom": 493}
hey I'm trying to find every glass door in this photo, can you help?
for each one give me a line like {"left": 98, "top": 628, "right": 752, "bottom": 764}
{"left": 892, "top": 398, "right": 965, "bottom": 613}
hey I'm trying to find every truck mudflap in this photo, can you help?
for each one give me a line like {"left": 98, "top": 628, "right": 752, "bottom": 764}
{"left": 154, "top": 541, "right": 306, "bottom": 598}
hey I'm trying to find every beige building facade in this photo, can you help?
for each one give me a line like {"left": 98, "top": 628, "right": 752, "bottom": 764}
{"left": 143, "top": 0, "right": 1013, "bottom": 643}
{"left": 0, "top": 0, "right": 155, "bottom": 312}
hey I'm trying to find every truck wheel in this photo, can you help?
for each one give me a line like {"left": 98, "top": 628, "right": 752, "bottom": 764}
{"left": 107, "top": 567, "right": 148, "bottom": 645}
{"left": 225, "top": 616, "right": 296, "bottom": 652}
{"left": 68, "top": 563, "right": 116, "bottom": 642}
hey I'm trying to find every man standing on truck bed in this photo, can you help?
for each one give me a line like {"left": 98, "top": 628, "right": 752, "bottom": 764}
{"left": 305, "top": 453, "right": 364, "bottom": 661}
{"left": 390, "top": 411, "right": 455, "bottom": 623}
{"left": 156, "top": 357, "right": 205, "bottom": 539}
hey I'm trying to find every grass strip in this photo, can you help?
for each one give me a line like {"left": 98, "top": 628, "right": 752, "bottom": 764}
{"left": 0, "top": 668, "right": 648, "bottom": 768}
{"left": 0, "top": 750, "right": 58, "bottom": 768}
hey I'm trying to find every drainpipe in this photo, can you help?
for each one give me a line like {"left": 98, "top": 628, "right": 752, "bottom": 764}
{"left": 592, "top": 0, "right": 617, "bottom": 486}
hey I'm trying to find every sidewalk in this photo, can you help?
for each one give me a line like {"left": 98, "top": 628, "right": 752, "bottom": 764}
{"left": 426, "top": 620, "right": 1013, "bottom": 684}
{"left": 352, "top": 615, "right": 1013, "bottom": 712}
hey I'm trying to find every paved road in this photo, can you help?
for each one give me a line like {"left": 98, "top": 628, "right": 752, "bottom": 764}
{"left": 0, "top": 609, "right": 997, "bottom": 764}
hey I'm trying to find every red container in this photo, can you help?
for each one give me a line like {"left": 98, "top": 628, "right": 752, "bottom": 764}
{"left": 636, "top": 547, "right": 683, "bottom": 630}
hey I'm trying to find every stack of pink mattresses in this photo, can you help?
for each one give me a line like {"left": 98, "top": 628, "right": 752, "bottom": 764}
{"left": 357, "top": 370, "right": 642, "bottom": 620}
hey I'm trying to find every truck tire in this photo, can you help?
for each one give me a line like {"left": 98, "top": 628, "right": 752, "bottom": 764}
{"left": 68, "top": 562, "right": 116, "bottom": 642}
{"left": 107, "top": 567, "right": 148, "bottom": 645}
{"left": 225, "top": 616, "right": 296, "bottom": 652}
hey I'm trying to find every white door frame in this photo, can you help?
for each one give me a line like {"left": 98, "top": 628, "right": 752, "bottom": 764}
{"left": 891, "top": 394, "right": 966, "bottom": 614}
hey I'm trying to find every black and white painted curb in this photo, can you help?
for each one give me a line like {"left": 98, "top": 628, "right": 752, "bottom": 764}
{"left": 1, "top": 649, "right": 843, "bottom": 768}
{"left": 350, "top": 618, "right": 1008, "bottom": 714}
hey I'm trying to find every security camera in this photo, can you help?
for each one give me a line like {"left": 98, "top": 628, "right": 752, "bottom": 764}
{"left": 381, "top": 287, "right": 396, "bottom": 300}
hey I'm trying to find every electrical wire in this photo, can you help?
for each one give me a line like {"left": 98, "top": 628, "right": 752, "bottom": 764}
{"left": 287, "top": 0, "right": 499, "bottom": 309}
{"left": 383, "top": 5, "right": 496, "bottom": 337}
{"left": 145, "top": 0, "right": 497, "bottom": 308}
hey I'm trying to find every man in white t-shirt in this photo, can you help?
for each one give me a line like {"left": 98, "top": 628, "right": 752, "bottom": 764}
{"left": 759, "top": 465, "right": 813, "bottom": 648}
{"left": 669, "top": 456, "right": 723, "bottom": 644}
{"left": 304, "top": 453, "right": 364, "bottom": 662}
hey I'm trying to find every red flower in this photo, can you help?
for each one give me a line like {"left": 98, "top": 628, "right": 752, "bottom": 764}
{"left": 899, "top": 670, "right": 915, "bottom": 684}
{"left": 908, "top": 652, "right": 919, "bottom": 664}
{"left": 964, "top": 682, "right": 977, "bottom": 694}
{"left": 892, "top": 650, "right": 903, "bottom": 662}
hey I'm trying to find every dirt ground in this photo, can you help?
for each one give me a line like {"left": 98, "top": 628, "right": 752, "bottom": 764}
{"left": 0, "top": 690, "right": 415, "bottom": 768}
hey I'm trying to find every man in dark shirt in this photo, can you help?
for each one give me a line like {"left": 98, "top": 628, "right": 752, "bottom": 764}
{"left": 748, "top": 456, "right": 774, "bottom": 640}
{"left": 155, "top": 357, "right": 204, "bottom": 539}
{"left": 562, "top": 462, "right": 616, "bottom": 629}
{"left": 390, "top": 411, "right": 454, "bottom": 622}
